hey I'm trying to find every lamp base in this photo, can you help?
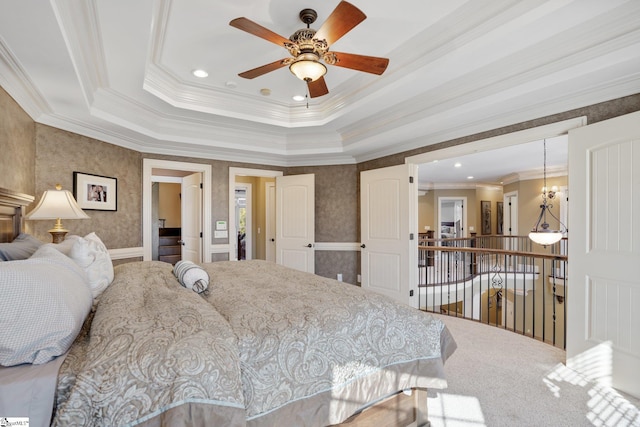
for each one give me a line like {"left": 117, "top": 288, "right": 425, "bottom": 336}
{"left": 49, "top": 230, "right": 68, "bottom": 243}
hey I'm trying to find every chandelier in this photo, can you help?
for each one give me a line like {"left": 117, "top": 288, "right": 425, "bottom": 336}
{"left": 528, "top": 140, "right": 567, "bottom": 246}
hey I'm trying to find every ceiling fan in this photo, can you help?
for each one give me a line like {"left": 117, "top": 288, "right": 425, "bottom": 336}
{"left": 229, "top": 1, "right": 389, "bottom": 98}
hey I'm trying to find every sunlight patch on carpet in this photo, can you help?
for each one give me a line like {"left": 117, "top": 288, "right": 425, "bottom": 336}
{"left": 427, "top": 392, "right": 485, "bottom": 427}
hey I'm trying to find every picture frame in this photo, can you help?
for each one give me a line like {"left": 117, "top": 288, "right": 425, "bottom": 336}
{"left": 73, "top": 172, "right": 117, "bottom": 211}
{"left": 497, "top": 201, "right": 504, "bottom": 235}
{"left": 481, "top": 200, "right": 491, "bottom": 235}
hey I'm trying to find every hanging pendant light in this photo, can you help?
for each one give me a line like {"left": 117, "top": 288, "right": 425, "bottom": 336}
{"left": 528, "top": 139, "right": 567, "bottom": 246}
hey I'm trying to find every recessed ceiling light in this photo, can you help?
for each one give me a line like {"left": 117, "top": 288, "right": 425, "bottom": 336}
{"left": 192, "top": 69, "right": 208, "bottom": 78}
{"left": 454, "top": 162, "right": 462, "bottom": 168}
{"left": 467, "top": 176, "right": 474, "bottom": 180}
{"left": 292, "top": 95, "right": 306, "bottom": 101}
{"left": 225, "top": 81, "right": 237, "bottom": 89}
{"left": 260, "top": 88, "right": 271, "bottom": 96}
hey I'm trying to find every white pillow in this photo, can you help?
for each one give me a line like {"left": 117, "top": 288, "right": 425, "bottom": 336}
{"left": 0, "top": 246, "right": 92, "bottom": 366}
{"left": 68, "top": 232, "right": 114, "bottom": 299}
{"left": 38, "top": 238, "right": 77, "bottom": 257}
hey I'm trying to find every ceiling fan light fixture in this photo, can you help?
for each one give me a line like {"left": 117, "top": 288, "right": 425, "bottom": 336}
{"left": 289, "top": 53, "right": 327, "bottom": 82}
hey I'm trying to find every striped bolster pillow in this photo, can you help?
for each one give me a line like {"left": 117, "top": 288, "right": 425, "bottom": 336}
{"left": 173, "top": 260, "right": 209, "bottom": 293}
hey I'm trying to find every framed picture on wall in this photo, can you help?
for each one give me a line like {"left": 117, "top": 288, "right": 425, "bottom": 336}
{"left": 73, "top": 172, "right": 117, "bottom": 211}
{"left": 497, "top": 201, "right": 504, "bottom": 235}
{"left": 481, "top": 200, "right": 491, "bottom": 235}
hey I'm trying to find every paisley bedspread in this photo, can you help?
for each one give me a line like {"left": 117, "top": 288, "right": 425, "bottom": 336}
{"left": 52, "top": 260, "right": 456, "bottom": 426}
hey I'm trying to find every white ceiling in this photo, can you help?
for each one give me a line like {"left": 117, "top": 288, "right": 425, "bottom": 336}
{"left": 1, "top": 0, "right": 639, "bottom": 183}
{"left": 418, "top": 135, "right": 568, "bottom": 187}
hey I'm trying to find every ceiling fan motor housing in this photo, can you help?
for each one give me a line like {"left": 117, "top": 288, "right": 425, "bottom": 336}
{"left": 299, "top": 8, "right": 318, "bottom": 25}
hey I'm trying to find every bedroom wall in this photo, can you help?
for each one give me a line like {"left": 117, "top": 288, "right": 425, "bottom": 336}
{"left": 0, "top": 87, "right": 35, "bottom": 197}
{"left": 2, "top": 86, "right": 638, "bottom": 284}
{"left": 286, "top": 164, "right": 360, "bottom": 285}
{"left": 142, "top": 155, "right": 360, "bottom": 282}
{"left": 33, "top": 124, "right": 143, "bottom": 250}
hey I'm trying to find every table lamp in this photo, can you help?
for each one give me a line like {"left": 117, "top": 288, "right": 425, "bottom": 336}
{"left": 26, "top": 184, "right": 90, "bottom": 243}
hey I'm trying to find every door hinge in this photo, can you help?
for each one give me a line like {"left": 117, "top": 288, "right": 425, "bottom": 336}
{"left": 409, "top": 176, "right": 414, "bottom": 183}
{"left": 409, "top": 290, "right": 414, "bottom": 297}
{"left": 409, "top": 233, "right": 414, "bottom": 240}
{"left": 200, "top": 183, "right": 203, "bottom": 189}
{"left": 200, "top": 232, "right": 203, "bottom": 238}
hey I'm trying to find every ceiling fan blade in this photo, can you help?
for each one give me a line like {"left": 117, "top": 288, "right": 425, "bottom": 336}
{"left": 307, "top": 77, "right": 329, "bottom": 98}
{"left": 229, "top": 17, "right": 291, "bottom": 47}
{"left": 238, "top": 59, "right": 289, "bottom": 79}
{"left": 329, "top": 52, "right": 389, "bottom": 75}
{"left": 314, "top": 1, "right": 366, "bottom": 46}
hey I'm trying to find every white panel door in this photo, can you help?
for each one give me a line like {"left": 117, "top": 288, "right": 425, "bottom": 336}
{"left": 361, "top": 164, "right": 417, "bottom": 307}
{"left": 567, "top": 111, "right": 640, "bottom": 397}
{"left": 276, "top": 174, "right": 315, "bottom": 273}
{"left": 265, "top": 181, "right": 276, "bottom": 263}
{"left": 181, "top": 172, "right": 202, "bottom": 263}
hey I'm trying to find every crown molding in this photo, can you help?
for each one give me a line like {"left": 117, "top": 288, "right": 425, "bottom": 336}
{"left": 0, "top": 40, "right": 52, "bottom": 119}
{"left": 501, "top": 165, "right": 568, "bottom": 185}
{"left": 419, "top": 182, "right": 503, "bottom": 191}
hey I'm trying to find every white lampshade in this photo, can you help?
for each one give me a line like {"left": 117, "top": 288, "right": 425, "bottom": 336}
{"left": 289, "top": 57, "right": 327, "bottom": 82}
{"left": 26, "top": 185, "right": 89, "bottom": 242}
{"left": 528, "top": 231, "right": 563, "bottom": 246}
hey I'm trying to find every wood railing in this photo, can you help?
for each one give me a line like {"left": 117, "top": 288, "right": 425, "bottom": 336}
{"left": 418, "top": 235, "right": 568, "bottom": 349}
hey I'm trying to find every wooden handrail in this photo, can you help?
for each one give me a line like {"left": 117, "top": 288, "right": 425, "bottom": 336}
{"left": 418, "top": 244, "right": 567, "bottom": 261}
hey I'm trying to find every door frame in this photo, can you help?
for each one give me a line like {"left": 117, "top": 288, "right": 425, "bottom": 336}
{"left": 503, "top": 191, "right": 518, "bottom": 236}
{"left": 438, "top": 196, "right": 467, "bottom": 241}
{"left": 143, "top": 159, "right": 212, "bottom": 262}
{"left": 265, "top": 181, "right": 276, "bottom": 262}
{"left": 234, "top": 183, "right": 252, "bottom": 260}
{"left": 229, "top": 167, "right": 283, "bottom": 261}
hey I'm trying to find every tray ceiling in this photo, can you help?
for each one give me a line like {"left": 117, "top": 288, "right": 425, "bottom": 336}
{"left": 1, "top": 0, "right": 639, "bottom": 169}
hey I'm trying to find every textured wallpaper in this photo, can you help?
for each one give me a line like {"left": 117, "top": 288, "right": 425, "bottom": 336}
{"left": 3, "top": 85, "right": 639, "bottom": 281}
{"left": 33, "top": 124, "right": 142, "bottom": 249}
{"left": 0, "top": 87, "right": 35, "bottom": 196}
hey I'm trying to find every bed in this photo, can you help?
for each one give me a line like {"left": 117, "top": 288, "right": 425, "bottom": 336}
{"left": 0, "top": 187, "right": 456, "bottom": 427}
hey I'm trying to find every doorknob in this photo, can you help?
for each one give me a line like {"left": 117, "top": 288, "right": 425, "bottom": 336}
{"left": 178, "top": 240, "right": 185, "bottom": 246}
{"left": 271, "top": 238, "right": 275, "bottom": 242}
{"left": 305, "top": 243, "right": 313, "bottom": 248}
{"left": 360, "top": 244, "right": 366, "bottom": 248}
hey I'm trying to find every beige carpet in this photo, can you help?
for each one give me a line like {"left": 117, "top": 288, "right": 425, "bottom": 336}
{"left": 427, "top": 314, "right": 640, "bottom": 427}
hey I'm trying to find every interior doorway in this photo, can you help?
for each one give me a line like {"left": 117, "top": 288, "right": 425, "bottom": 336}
{"left": 229, "top": 167, "right": 282, "bottom": 261}
{"left": 143, "top": 159, "right": 212, "bottom": 262}
{"left": 438, "top": 197, "right": 467, "bottom": 242}
{"left": 234, "top": 185, "right": 252, "bottom": 260}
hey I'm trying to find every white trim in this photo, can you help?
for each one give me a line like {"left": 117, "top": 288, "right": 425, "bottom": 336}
{"left": 438, "top": 196, "right": 468, "bottom": 238}
{"left": 143, "top": 159, "right": 212, "bottom": 263}
{"left": 234, "top": 183, "right": 252, "bottom": 260}
{"left": 151, "top": 175, "right": 182, "bottom": 183}
{"left": 265, "top": 181, "right": 276, "bottom": 263}
{"left": 109, "top": 247, "right": 144, "bottom": 260}
{"left": 314, "top": 242, "right": 361, "bottom": 251}
{"left": 228, "top": 167, "right": 283, "bottom": 261}
{"left": 106, "top": 242, "right": 373, "bottom": 258}
{"left": 405, "top": 116, "right": 587, "bottom": 165}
